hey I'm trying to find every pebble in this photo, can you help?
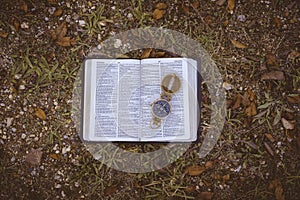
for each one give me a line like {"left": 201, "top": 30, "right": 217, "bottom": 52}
{"left": 11, "top": 127, "right": 17, "bottom": 132}
{"left": 55, "top": 184, "right": 62, "bottom": 189}
{"left": 78, "top": 20, "right": 86, "bottom": 27}
{"left": 114, "top": 39, "right": 122, "bottom": 48}
{"left": 6, "top": 118, "right": 13, "bottom": 127}
{"left": 237, "top": 15, "right": 246, "bottom": 22}
{"left": 21, "top": 22, "right": 29, "bottom": 29}
{"left": 97, "top": 44, "right": 102, "bottom": 50}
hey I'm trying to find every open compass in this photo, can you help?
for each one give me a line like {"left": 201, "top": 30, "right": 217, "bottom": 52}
{"left": 150, "top": 73, "right": 181, "bottom": 129}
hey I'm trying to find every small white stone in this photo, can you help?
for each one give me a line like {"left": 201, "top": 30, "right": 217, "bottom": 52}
{"left": 21, "top": 133, "right": 26, "bottom": 139}
{"left": 6, "top": 118, "right": 13, "bottom": 127}
{"left": 55, "top": 184, "right": 62, "bottom": 189}
{"left": 14, "top": 74, "right": 22, "bottom": 79}
{"left": 222, "top": 82, "right": 233, "bottom": 90}
{"left": 11, "top": 127, "right": 17, "bottom": 132}
{"left": 78, "top": 20, "right": 86, "bottom": 27}
{"left": 111, "top": 6, "right": 116, "bottom": 10}
{"left": 114, "top": 39, "right": 122, "bottom": 48}
{"left": 21, "top": 22, "right": 29, "bottom": 29}
{"left": 11, "top": 157, "right": 16, "bottom": 162}
{"left": 19, "top": 85, "right": 25, "bottom": 90}
{"left": 97, "top": 44, "right": 102, "bottom": 50}
{"left": 45, "top": 17, "right": 49, "bottom": 22}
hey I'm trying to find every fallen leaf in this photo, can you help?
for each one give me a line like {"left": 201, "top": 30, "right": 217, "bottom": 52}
{"left": 185, "top": 165, "right": 206, "bottom": 176}
{"left": 264, "top": 141, "right": 274, "bottom": 156}
{"left": 184, "top": 186, "right": 196, "bottom": 193}
{"left": 48, "top": 0, "right": 57, "bottom": 5}
{"left": 104, "top": 185, "right": 118, "bottom": 196}
{"left": 226, "top": 0, "right": 235, "bottom": 14}
{"left": 230, "top": 39, "right": 247, "bottom": 49}
{"left": 205, "top": 161, "right": 214, "bottom": 169}
{"left": 191, "top": 1, "right": 200, "bottom": 9}
{"left": 286, "top": 95, "right": 300, "bottom": 104}
{"left": 265, "top": 133, "right": 275, "bottom": 143}
{"left": 51, "top": 22, "right": 67, "bottom": 40}
{"left": 182, "top": 4, "right": 190, "bottom": 14}
{"left": 153, "top": 9, "right": 166, "bottom": 20}
{"left": 281, "top": 118, "right": 294, "bottom": 130}
{"left": 241, "top": 92, "right": 250, "bottom": 106}
{"left": 261, "top": 71, "right": 285, "bottom": 80}
{"left": 13, "top": 19, "right": 20, "bottom": 31}
{"left": 56, "top": 37, "right": 71, "bottom": 47}
{"left": 245, "top": 141, "right": 258, "bottom": 150}
{"left": 153, "top": 51, "right": 166, "bottom": 57}
{"left": 223, "top": 174, "right": 230, "bottom": 182}
{"left": 275, "top": 184, "right": 284, "bottom": 200}
{"left": 265, "top": 53, "right": 278, "bottom": 66}
{"left": 198, "top": 192, "right": 213, "bottom": 200}
{"left": 245, "top": 102, "right": 257, "bottom": 117}
{"left": 50, "top": 153, "right": 59, "bottom": 160}
{"left": 35, "top": 108, "right": 46, "bottom": 120}
{"left": 53, "top": 8, "right": 63, "bottom": 17}
{"left": 0, "top": 31, "right": 9, "bottom": 38}
{"left": 216, "top": 0, "right": 227, "bottom": 6}
{"left": 141, "top": 48, "right": 152, "bottom": 59}
{"left": 155, "top": 3, "right": 167, "bottom": 10}
{"left": 273, "top": 17, "right": 282, "bottom": 29}
{"left": 247, "top": 89, "right": 255, "bottom": 101}
{"left": 25, "top": 148, "right": 43, "bottom": 165}
{"left": 232, "top": 94, "right": 241, "bottom": 110}
{"left": 288, "top": 51, "right": 300, "bottom": 60}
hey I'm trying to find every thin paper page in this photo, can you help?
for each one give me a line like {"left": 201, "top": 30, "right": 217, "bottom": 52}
{"left": 140, "top": 58, "right": 188, "bottom": 141}
{"left": 92, "top": 59, "right": 140, "bottom": 141}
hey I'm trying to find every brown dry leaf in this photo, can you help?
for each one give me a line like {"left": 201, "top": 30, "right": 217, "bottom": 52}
{"left": 197, "top": 192, "right": 213, "bottom": 200}
{"left": 226, "top": 0, "right": 235, "bottom": 14}
{"left": 19, "top": 1, "right": 28, "bottom": 13}
{"left": 25, "top": 148, "right": 43, "bottom": 165}
{"left": 261, "top": 71, "right": 285, "bottom": 80}
{"left": 265, "top": 53, "right": 278, "bottom": 66}
{"left": 0, "top": 31, "right": 9, "bottom": 38}
{"left": 241, "top": 92, "right": 250, "bottom": 107}
{"left": 275, "top": 185, "right": 285, "bottom": 200}
{"left": 288, "top": 51, "right": 300, "bottom": 60}
{"left": 245, "top": 102, "right": 257, "bottom": 117}
{"left": 155, "top": 3, "right": 167, "bottom": 10}
{"left": 182, "top": 4, "right": 190, "bottom": 14}
{"left": 281, "top": 118, "right": 295, "bottom": 130}
{"left": 286, "top": 95, "right": 300, "bottom": 104}
{"left": 185, "top": 165, "right": 206, "bottom": 176}
{"left": 153, "top": 9, "right": 166, "bottom": 20}
{"left": 104, "top": 185, "right": 118, "bottom": 196}
{"left": 265, "top": 133, "right": 275, "bottom": 143}
{"left": 56, "top": 37, "right": 71, "bottom": 47}
{"left": 264, "top": 141, "right": 274, "bottom": 156}
{"left": 36, "top": 108, "right": 47, "bottom": 120}
{"left": 205, "top": 161, "right": 214, "bottom": 169}
{"left": 50, "top": 153, "right": 59, "bottom": 160}
{"left": 184, "top": 185, "right": 196, "bottom": 193}
{"left": 191, "top": 1, "right": 200, "bottom": 9}
{"left": 273, "top": 17, "right": 282, "bottom": 29}
{"left": 153, "top": 51, "right": 166, "bottom": 57}
{"left": 247, "top": 89, "right": 255, "bottom": 101}
{"left": 13, "top": 19, "right": 20, "bottom": 31}
{"left": 141, "top": 48, "right": 152, "bottom": 59}
{"left": 230, "top": 39, "right": 247, "bottom": 49}
{"left": 296, "top": 132, "right": 300, "bottom": 150}
{"left": 222, "top": 174, "right": 230, "bottom": 182}
{"left": 53, "top": 8, "right": 63, "bottom": 17}
{"left": 216, "top": 0, "right": 227, "bottom": 6}
{"left": 52, "top": 22, "right": 67, "bottom": 40}
{"left": 48, "top": 0, "right": 57, "bottom": 5}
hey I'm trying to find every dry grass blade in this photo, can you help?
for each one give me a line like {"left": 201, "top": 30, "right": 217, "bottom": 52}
{"left": 261, "top": 71, "right": 285, "bottom": 80}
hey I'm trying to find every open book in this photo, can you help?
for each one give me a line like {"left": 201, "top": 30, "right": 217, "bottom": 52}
{"left": 82, "top": 58, "right": 199, "bottom": 142}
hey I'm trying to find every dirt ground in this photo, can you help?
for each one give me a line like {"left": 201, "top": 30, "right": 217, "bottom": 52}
{"left": 0, "top": 0, "right": 299, "bottom": 199}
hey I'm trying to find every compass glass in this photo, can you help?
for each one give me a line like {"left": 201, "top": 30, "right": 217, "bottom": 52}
{"left": 151, "top": 99, "right": 171, "bottom": 119}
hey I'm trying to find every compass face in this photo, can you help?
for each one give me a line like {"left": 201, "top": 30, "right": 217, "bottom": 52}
{"left": 151, "top": 99, "right": 171, "bottom": 119}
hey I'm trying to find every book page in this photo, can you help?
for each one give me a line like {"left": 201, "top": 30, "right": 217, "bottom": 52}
{"left": 140, "top": 58, "right": 191, "bottom": 141}
{"left": 87, "top": 59, "right": 141, "bottom": 141}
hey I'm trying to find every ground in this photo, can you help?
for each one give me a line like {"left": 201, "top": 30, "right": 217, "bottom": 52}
{"left": 0, "top": 0, "right": 300, "bottom": 199}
